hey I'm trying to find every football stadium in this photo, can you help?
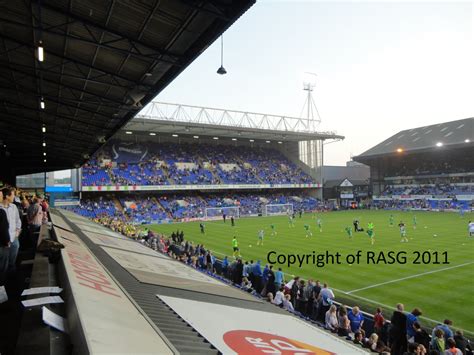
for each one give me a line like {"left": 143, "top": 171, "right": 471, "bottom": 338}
{"left": 0, "top": 2, "right": 473, "bottom": 355}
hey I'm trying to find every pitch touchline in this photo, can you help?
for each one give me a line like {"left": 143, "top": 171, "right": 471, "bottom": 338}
{"left": 346, "top": 261, "right": 474, "bottom": 294}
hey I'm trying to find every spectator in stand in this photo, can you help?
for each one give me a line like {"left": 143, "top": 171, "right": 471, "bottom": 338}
{"left": 366, "top": 333, "right": 379, "bottom": 352}
{"left": 405, "top": 342, "right": 419, "bottom": 355}
{"left": 282, "top": 294, "right": 295, "bottom": 313}
{"left": 432, "top": 319, "right": 454, "bottom": 345}
{"left": 296, "top": 279, "right": 308, "bottom": 314}
{"left": 390, "top": 303, "right": 408, "bottom": 355}
{"left": 0, "top": 190, "right": 11, "bottom": 285}
{"left": 266, "top": 265, "right": 276, "bottom": 296}
{"left": 353, "top": 331, "right": 364, "bottom": 346}
{"left": 325, "top": 304, "right": 338, "bottom": 332}
{"left": 273, "top": 286, "right": 285, "bottom": 307}
{"left": 312, "top": 280, "right": 322, "bottom": 319}
{"left": 274, "top": 267, "right": 284, "bottom": 290}
{"left": 337, "top": 305, "right": 351, "bottom": 337}
{"left": 348, "top": 306, "right": 365, "bottom": 336}
{"left": 453, "top": 330, "right": 471, "bottom": 355}
{"left": 445, "top": 338, "right": 463, "bottom": 355}
{"left": 253, "top": 260, "right": 263, "bottom": 293}
{"left": 318, "top": 283, "right": 335, "bottom": 322}
{"left": 432, "top": 328, "right": 446, "bottom": 353}
{"left": 0, "top": 188, "right": 22, "bottom": 273}
{"left": 27, "top": 197, "right": 45, "bottom": 232}
{"left": 241, "top": 277, "right": 253, "bottom": 292}
{"left": 304, "top": 279, "right": 315, "bottom": 317}
{"left": 413, "top": 321, "right": 430, "bottom": 350}
{"left": 407, "top": 308, "right": 423, "bottom": 343}
{"left": 374, "top": 307, "right": 385, "bottom": 335}
{"left": 290, "top": 276, "right": 300, "bottom": 308}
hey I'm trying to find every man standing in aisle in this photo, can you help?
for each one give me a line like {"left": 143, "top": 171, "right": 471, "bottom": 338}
{"left": 0, "top": 190, "right": 11, "bottom": 285}
{"left": 0, "top": 188, "right": 22, "bottom": 273}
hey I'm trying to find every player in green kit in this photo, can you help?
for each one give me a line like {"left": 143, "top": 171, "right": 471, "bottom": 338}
{"left": 232, "top": 236, "right": 241, "bottom": 258}
{"left": 316, "top": 217, "right": 323, "bottom": 232}
{"left": 367, "top": 222, "right": 375, "bottom": 245}
{"left": 345, "top": 226, "right": 353, "bottom": 239}
{"left": 399, "top": 222, "right": 408, "bottom": 242}
{"left": 288, "top": 214, "right": 295, "bottom": 228}
{"left": 412, "top": 215, "right": 417, "bottom": 229}
{"left": 257, "top": 230, "right": 264, "bottom": 246}
{"left": 389, "top": 214, "right": 394, "bottom": 227}
{"left": 270, "top": 223, "right": 277, "bottom": 236}
{"left": 304, "top": 224, "right": 313, "bottom": 238}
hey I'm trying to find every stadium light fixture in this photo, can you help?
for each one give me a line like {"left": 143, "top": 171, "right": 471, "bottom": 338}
{"left": 465, "top": 139, "right": 470, "bottom": 143}
{"left": 125, "top": 131, "right": 133, "bottom": 135}
{"left": 43, "top": 159, "right": 47, "bottom": 163}
{"left": 213, "top": 137, "right": 219, "bottom": 140}
{"left": 278, "top": 141, "right": 283, "bottom": 144}
{"left": 37, "top": 41, "right": 44, "bottom": 62}
{"left": 42, "top": 142, "right": 46, "bottom": 147}
{"left": 172, "top": 134, "right": 178, "bottom": 137}
{"left": 232, "top": 138, "right": 237, "bottom": 141}
{"left": 216, "top": 35, "right": 227, "bottom": 75}
{"left": 42, "top": 125, "right": 46, "bottom": 133}
{"left": 436, "top": 142, "right": 443, "bottom": 147}
{"left": 249, "top": 139, "right": 254, "bottom": 142}
{"left": 193, "top": 135, "right": 199, "bottom": 139}
{"left": 149, "top": 132, "right": 156, "bottom": 136}
{"left": 40, "top": 98, "right": 45, "bottom": 110}
{"left": 396, "top": 148, "right": 403, "bottom": 153}
{"left": 265, "top": 140, "right": 271, "bottom": 143}
{"left": 43, "top": 152, "right": 46, "bottom": 156}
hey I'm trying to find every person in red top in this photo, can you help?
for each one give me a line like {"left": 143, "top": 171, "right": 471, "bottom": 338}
{"left": 373, "top": 307, "right": 385, "bottom": 335}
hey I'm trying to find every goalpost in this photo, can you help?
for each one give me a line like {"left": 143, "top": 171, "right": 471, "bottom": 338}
{"left": 204, "top": 206, "right": 240, "bottom": 220}
{"left": 264, "top": 203, "right": 294, "bottom": 217}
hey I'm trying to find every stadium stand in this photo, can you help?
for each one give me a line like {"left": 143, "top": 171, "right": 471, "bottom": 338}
{"left": 66, "top": 191, "right": 321, "bottom": 224}
{"left": 355, "top": 118, "right": 474, "bottom": 212}
{"left": 81, "top": 141, "right": 315, "bottom": 187}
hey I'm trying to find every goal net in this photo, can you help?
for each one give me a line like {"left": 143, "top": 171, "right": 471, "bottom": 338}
{"left": 264, "top": 203, "right": 294, "bottom": 217}
{"left": 205, "top": 206, "right": 240, "bottom": 220}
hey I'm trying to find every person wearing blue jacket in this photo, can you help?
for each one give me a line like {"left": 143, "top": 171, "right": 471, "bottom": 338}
{"left": 253, "top": 260, "right": 263, "bottom": 293}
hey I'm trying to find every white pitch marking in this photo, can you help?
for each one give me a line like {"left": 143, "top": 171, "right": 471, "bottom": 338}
{"left": 346, "top": 261, "right": 474, "bottom": 294}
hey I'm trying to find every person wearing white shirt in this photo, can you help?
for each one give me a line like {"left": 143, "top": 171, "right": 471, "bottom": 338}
{"left": 0, "top": 188, "right": 22, "bottom": 272}
{"left": 273, "top": 286, "right": 285, "bottom": 307}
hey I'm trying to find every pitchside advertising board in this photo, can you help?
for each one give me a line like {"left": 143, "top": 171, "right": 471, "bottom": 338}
{"left": 158, "top": 295, "right": 367, "bottom": 355}
{"left": 54, "top": 227, "right": 173, "bottom": 354}
{"left": 82, "top": 183, "right": 321, "bottom": 191}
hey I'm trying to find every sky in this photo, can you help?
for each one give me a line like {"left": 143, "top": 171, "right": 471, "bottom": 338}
{"left": 152, "top": 1, "right": 474, "bottom": 166}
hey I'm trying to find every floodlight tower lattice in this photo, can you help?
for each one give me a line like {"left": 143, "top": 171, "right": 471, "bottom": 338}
{"left": 298, "top": 73, "right": 324, "bottom": 200}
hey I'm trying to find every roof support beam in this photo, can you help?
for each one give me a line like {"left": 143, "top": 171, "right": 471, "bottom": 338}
{"left": 30, "top": 1, "right": 182, "bottom": 62}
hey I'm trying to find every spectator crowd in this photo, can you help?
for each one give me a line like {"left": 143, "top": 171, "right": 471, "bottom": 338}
{"left": 82, "top": 141, "right": 315, "bottom": 187}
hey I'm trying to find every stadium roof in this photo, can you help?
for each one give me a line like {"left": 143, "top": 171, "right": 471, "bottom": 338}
{"left": 122, "top": 102, "right": 344, "bottom": 142}
{"left": 355, "top": 117, "right": 473, "bottom": 160}
{"left": 0, "top": 0, "right": 255, "bottom": 175}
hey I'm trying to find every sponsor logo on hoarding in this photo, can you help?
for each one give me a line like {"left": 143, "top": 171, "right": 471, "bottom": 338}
{"left": 223, "top": 330, "right": 335, "bottom": 354}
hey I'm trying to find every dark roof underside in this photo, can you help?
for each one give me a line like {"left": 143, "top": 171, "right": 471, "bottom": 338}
{"left": 355, "top": 117, "right": 473, "bottom": 160}
{"left": 0, "top": 0, "right": 255, "bottom": 175}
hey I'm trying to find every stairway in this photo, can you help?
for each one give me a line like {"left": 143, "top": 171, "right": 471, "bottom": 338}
{"left": 153, "top": 196, "right": 173, "bottom": 219}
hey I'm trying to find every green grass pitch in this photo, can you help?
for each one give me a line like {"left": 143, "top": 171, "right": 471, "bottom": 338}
{"left": 148, "top": 210, "right": 474, "bottom": 335}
